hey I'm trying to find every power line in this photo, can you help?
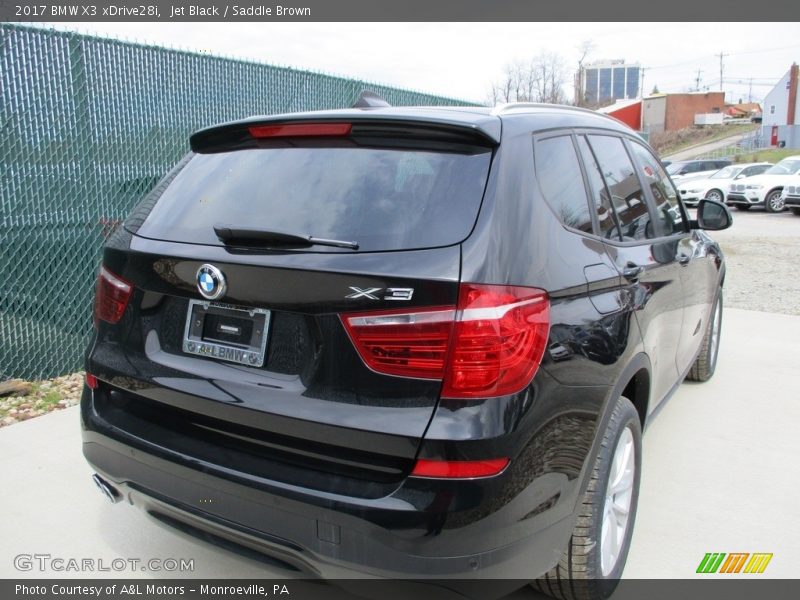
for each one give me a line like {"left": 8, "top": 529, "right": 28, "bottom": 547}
{"left": 644, "top": 43, "right": 800, "bottom": 71}
{"left": 646, "top": 58, "right": 709, "bottom": 70}
{"left": 728, "top": 43, "right": 800, "bottom": 56}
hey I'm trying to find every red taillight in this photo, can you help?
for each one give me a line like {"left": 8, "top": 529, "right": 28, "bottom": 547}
{"left": 93, "top": 266, "right": 133, "bottom": 327}
{"left": 411, "top": 458, "right": 510, "bottom": 479}
{"left": 441, "top": 284, "right": 550, "bottom": 398}
{"left": 85, "top": 373, "right": 99, "bottom": 389}
{"left": 249, "top": 122, "right": 352, "bottom": 139}
{"left": 340, "top": 284, "right": 549, "bottom": 398}
{"left": 341, "top": 307, "right": 455, "bottom": 379}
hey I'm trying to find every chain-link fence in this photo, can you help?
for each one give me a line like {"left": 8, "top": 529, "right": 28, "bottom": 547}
{"left": 0, "top": 24, "right": 475, "bottom": 381}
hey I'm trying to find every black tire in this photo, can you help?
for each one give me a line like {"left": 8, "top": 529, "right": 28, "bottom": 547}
{"left": 735, "top": 204, "right": 751, "bottom": 211}
{"left": 704, "top": 189, "right": 724, "bottom": 203}
{"left": 764, "top": 189, "right": 785, "bottom": 213}
{"left": 687, "top": 289, "right": 722, "bottom": 382}
{"left": 533, "top": 395, "right": 642, "bottom": 600}
{"left": 791, "top": 207, "right": 800, "bottom": 216}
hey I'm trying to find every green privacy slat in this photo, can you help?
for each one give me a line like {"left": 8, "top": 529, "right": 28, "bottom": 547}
{"left": 0, "top": 24, "right": 476, "bottom": 380}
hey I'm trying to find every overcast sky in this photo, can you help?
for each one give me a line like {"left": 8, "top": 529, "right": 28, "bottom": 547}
{"left": 45, "top": 22, "right": 800, "bottom": 105}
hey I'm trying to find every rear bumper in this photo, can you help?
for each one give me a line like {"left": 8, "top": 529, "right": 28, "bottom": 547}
{"left": 81, "top": 385, "right": 579, "bottom": 590}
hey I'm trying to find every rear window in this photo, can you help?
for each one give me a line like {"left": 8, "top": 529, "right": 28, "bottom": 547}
{"left": 134, "top": 146, "right": 492, "bottom": 252}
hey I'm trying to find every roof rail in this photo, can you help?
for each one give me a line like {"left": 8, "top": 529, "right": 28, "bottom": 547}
{"left": 490, "top": 102, "right": 608, "bottom": 118}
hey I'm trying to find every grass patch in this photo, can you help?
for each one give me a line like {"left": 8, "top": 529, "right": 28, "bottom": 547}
{"left": 38, "top": 388, "right": 63, "bottom": 410}
{"left": 733, "top": 148, "right": 800, "bottom": 164}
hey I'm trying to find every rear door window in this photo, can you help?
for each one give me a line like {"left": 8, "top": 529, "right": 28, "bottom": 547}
{"left": 586, "top": 135, "right": 654, "bottom": 241}
{"left": 576, "top": 136, "right": 622, "bottom": 239}
{"left": 135, "top": 146, "right": 492, "bottom": 252}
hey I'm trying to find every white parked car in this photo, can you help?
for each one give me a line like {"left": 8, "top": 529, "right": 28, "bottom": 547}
{"left": 677, "top": 162, "right": 773, "bottom": 206}
{"left": 781, "top": 174, "right": 800, "bottom": 216}
{"left": 726, "top": 155, "right": 800, "bottom": 212}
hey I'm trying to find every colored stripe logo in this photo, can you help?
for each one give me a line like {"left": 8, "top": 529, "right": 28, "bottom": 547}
{"left": 697, "top": 553, "right": 773, "bottom": 574}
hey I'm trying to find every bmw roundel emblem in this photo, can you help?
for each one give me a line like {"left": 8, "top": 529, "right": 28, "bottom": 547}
{"left": 196, "top": 264, "right": 226, "bottom": 300}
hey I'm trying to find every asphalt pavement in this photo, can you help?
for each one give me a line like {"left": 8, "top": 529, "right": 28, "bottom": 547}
{"left": 1, "top": 308, "right": 798, "bottom": 593}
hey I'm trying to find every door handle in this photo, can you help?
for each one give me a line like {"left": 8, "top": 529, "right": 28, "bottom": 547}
{"left": 622, "top": 263, "right": 645, "bottom": 282}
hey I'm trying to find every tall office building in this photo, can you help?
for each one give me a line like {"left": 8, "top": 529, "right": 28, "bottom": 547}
{"left": 580, "top": 60, "right": 641, "bottom": 105}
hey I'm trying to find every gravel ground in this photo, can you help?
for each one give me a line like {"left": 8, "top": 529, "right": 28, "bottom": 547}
{"left": 704, "top": 208, "right": 800, "bottom": 316}
{"left": 1, "top": 207, "right": 796, "bottom": 429}
{"left": 0, "top": 372, "right": 83, "bottom": 428}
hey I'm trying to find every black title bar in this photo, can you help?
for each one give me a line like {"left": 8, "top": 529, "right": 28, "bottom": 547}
{"left": 2, "top": 0, "right": 799, "bottom": 22}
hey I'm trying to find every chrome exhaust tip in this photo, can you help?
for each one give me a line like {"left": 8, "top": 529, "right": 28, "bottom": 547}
{"left": 92, "top": 473, "right": 121, "bottom": 504}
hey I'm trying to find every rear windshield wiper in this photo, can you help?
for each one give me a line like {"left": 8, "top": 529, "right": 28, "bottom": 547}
{"left": 214, "top": 225, "right": 359, "bottom": 250}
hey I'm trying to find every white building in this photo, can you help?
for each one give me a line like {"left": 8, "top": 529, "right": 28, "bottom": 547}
{"left": 761, "top": 63, "right": 799, "bottom": 149}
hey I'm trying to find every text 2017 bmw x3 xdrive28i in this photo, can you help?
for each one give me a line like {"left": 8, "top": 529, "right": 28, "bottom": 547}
{"left": 82, "top": 101, "right": 732, "bottom": 600}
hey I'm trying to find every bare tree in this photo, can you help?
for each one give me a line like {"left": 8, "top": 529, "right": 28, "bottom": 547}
{"left": 531, "top": 52, "right": 568, "bottom": 104}
{"left": 487, "top": 52, "right": 568, "bottom": 106}
{"left": 574, "top": 40, "right": 595, "bottom": 107}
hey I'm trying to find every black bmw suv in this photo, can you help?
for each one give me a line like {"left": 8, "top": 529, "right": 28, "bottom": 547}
{"left": 82, "top": 101, "right": 731, "bottom": 599}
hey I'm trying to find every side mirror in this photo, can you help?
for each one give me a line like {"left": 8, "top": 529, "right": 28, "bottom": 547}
{"left": 694, "top": 199, "right": 732, "bottom": 231}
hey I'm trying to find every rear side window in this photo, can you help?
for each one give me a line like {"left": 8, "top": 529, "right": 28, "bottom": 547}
{"left": 586, "top": 135, "right": 653, "bottom": 241}
{"left": 135, "top": 146, "right": 492, "bottom": 252}
{"left": 745, "top": 165, "right": 769, "bottom": 176}
{"left": 534, "top": 136, "right": 593, "bottom": 233}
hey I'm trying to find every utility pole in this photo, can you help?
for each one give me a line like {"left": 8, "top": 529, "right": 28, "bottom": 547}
{"left": 718, "top": 51, "right": 728, "bottom": 100}
{"left": 749, "top": 78, "right": 753, "bottom": 103}
{"left": 695, "top": 69, "right": 703, "bottom": 91}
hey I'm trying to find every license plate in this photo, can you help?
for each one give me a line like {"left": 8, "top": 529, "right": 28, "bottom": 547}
{"left": 182, "top": 299, "right": 270, "bottom": 367}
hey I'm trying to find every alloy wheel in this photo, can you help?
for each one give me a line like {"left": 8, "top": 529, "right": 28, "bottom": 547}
{"left": 767, "top": 191, "right": 785, "bottom": 212}
{"left": 600, "top": 426, "right": 636, "bottom": 576}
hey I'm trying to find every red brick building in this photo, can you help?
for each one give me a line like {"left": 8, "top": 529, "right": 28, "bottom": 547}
{"left": 663, "top": 92, "right": 725, "bottom": 131}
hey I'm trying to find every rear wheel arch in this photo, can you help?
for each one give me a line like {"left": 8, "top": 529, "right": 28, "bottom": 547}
{"left": 574, "top": 353, "right": 651, "bottom": 501}
{"left": 620, "top": 368, "right": 650, "bottom": 429}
